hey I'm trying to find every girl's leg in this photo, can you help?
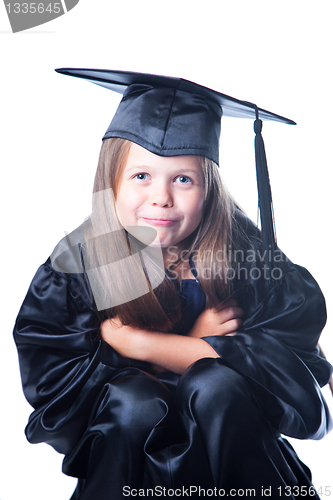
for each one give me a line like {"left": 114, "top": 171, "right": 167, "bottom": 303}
{"left": 176, "top": 358, "right": 318, "bottom": 498}
{"left": 65, "top": 368, "right": 177, "bottom": 499}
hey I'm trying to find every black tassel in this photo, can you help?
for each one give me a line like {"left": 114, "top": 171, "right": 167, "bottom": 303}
{"left": 253, "top": 108, "right": 277, "bottom": 282}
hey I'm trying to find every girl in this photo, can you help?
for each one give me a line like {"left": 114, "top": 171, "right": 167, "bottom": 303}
{"left": 14, "top": 69, "right": 332, "bottom": 499}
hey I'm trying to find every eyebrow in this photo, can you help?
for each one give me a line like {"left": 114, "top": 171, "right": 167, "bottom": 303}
{"left": 124, "top": 165, "right": 201, "bottom": 175}
{"left": 124, "top": 165, "right": 151, "bottom": 172}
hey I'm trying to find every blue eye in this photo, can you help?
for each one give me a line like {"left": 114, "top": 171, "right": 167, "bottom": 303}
{"left": 134, "top": 173, "right": 149, "bottom": 180}
{"left": 176, "top": 175, "right": 191, "bottom": 184}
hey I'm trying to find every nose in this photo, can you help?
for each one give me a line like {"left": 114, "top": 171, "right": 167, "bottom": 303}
{"left": 149, "top": 182, "right": 173, "bottom": 207}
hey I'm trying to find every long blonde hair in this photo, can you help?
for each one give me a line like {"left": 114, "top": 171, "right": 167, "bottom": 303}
{"left": 85, "top": 137, "right": 238, "bottom": 332}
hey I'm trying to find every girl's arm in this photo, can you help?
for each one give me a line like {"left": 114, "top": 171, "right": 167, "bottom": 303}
{"left": 100, "top": 299, "right": 243, "bottom": 374}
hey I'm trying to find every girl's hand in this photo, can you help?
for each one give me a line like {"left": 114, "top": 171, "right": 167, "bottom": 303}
{"left": 188, "top": 298, "right": 244, "bottom": 339}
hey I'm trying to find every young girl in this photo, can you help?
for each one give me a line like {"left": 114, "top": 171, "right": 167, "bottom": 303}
{"left": 14, "top": 69, "right": 332, "bottom": 499}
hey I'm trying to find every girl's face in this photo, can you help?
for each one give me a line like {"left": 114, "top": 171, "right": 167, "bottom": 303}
{"left": 116, "top": 143, "right": 205, "bottom": 250}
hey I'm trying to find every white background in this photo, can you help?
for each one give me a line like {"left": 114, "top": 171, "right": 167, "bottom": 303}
{"left": 1, "top": 1, "right": 332, "bottom": 498}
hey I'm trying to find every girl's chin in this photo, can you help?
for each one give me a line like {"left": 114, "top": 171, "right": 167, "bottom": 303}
{"left": 126, "top": 225, "right": 186, "bottom": 250}
{"left": 149, "top": 237, "right": 172, "bottom": 249}
{"left": 126, "top": 230, "right": 172, "bottom": 250}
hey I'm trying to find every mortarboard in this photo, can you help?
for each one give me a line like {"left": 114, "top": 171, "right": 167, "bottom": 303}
{"left": 55, "top": 68, "right": 296, "bottom": 277}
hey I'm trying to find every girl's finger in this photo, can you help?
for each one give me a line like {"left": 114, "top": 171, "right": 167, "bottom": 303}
{"left": 217, "top": 318, "right": 243, "bottom": 336}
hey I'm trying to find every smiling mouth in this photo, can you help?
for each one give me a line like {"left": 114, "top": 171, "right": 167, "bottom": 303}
{"left": 141, "top": 217, "right": 178, "bottom": 226}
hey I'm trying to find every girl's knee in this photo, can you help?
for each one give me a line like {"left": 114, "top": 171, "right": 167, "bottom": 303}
{"left": 64, "top": 369, "right": 173, "bottom": 479}
{"left": 176, "top": 358, "right": 252, "bottom": 419}
{"left": 95, "top": 368, "right": 173, "bottom": 436}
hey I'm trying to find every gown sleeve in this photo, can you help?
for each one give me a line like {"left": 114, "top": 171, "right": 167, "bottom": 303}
{"left": 203, "top": 217, "right": 333, "bottom": 441}
{"left": 13, "top": 257, "right": 130, "bottom": 456}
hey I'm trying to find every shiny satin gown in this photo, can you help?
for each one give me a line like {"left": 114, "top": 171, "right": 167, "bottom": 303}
{"left": 13, "top": 214, "right": 332, "bottom": 499}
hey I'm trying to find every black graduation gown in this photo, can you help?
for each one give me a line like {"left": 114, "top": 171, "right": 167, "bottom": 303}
{"left": 13, "top": 215, "right": 333, "bottom": 499}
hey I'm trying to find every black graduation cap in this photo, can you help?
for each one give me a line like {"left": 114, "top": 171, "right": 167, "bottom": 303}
{"left": 55, "top": 67, "right": 296, "bottom": 276}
